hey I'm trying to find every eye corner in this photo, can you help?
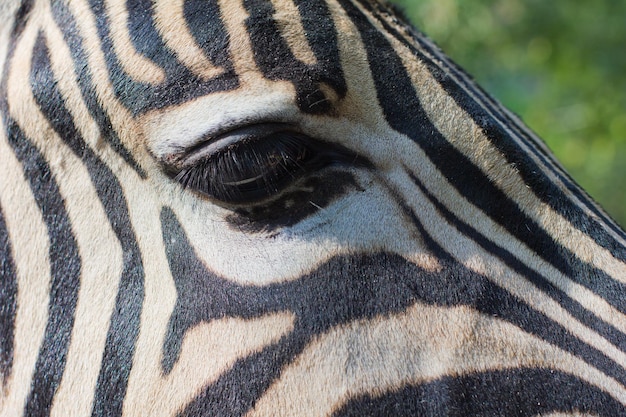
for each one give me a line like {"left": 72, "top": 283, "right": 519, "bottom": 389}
{"left": 155, "top": 152, "right": 186, "bottom": 182}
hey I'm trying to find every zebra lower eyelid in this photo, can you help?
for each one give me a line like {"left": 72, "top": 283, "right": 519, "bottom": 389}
{"left": 1, "top": 0, "right": 625, "bottom": 416}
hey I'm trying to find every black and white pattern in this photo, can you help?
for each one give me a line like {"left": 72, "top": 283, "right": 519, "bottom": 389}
{"left": 1, "top": 0, "right": 625, "bottom": 416}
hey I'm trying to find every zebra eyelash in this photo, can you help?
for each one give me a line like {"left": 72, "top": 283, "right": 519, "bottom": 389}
{"left": 166, "top": 125, "right": 350, "bottom": 205}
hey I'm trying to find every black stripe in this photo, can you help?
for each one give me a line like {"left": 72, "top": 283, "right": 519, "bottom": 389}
{"left": 294, "top": 0, "right": 347, "bottom": 96}
{"left": 5, "top": 117, "right": 80, "bottom": 417}
{"left": 183, "top": 0, "right": 233, "bottom": 69}
{"left": 333, "top": 368, "right": 626, "bottom": 417}
{"left": 243, "top": 0, "right": 346, "bottom": 113}
{"left": 363, "top": 0, "right": 626, "bottom": 259}
{"left": 49, "top": 1, "right": 146, "bottom": 179}
{"left": 2, "top": 122, "right": 80, "bottom": 415}
{"left": 0, "top": 205, "right": 17, "bottom": 385}
{"left": 376, "top": 1, "right": 567, "bottom": 169}
{"left": 86, "top": 0, "right": 161, "bottom": 112}
{"left": 338, "top": 0, "right": 626, "bottom": 313}
{"left": 9, "top": 0, "right": 34, "bottom": 40}
{"left": 86, "top": 0, "right": 238, "bottom": 115}
{"left": 126, "top": 0, "right": 237, "bottom": 105}
{"left": 1, "top": 27, "right": 82, "bottom": 415}
{"left": 160, "top": 206, "right": 626, "bottom": 415}
{"left": 28, "top": 34, "right": 146, "bottom": 417}
{"left": 126, "top": 0, "right": 183, "bottom": 72}
{"left": 424, "top": 47, "right": 626, "bottom": 259}
{"left": 406, "top": 168, "right": 626, "bottom": 352}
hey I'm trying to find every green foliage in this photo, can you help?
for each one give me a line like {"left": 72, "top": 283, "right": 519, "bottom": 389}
{"left": 391, "top": 0, "right": 626, "bottom": 227}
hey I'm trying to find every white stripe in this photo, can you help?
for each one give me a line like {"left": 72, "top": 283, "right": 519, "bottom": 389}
{"left": 392, "top": 167, "right": 626, "bottom": 372}
{"left": 270, "top": 0, "right": 318, "bottom": 66}
{"left": 66, "top": 0, "right": 146, "bottom": 165}
{"left": 153, "top": 0, "right": 225, "bottom": 81}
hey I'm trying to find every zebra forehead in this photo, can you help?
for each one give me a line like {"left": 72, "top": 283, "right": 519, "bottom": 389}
{"left": 78, "top": 0, "right": 351, "bottom": 116}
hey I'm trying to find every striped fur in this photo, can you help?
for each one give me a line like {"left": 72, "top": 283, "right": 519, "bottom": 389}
{"left": 1, "top": 0, "right": 625, "bottom": 415}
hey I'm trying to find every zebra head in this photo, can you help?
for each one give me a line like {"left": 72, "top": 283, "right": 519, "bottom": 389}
{"left": 1, "top": 0, "right": 626, "bottom": 416}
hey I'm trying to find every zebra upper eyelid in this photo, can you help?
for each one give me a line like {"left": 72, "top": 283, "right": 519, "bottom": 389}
{"left": 153, "top": 121, "right": 301, "bottom": 166}
{"left": 142, "top": 91, "right": 304, "bottom": 160}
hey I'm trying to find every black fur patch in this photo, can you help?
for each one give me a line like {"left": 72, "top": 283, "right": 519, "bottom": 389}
{"left": 0, "top": 206, "right": 17, "bottom": 385}
{"left": 333, "top": 368, "right": 624, "bottom": 417}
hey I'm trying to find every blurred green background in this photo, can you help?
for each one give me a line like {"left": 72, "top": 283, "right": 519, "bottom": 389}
{"left": 390, "top": 0, "right": 626, "bottom": 227}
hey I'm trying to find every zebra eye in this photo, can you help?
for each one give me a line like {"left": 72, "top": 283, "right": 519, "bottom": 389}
{"left": 167, "top": 124, "right": 337, "bottom": 204}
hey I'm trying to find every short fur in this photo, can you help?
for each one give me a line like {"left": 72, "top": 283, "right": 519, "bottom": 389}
{"left": 1, "top": 0, "right": 625, "bottom": 416}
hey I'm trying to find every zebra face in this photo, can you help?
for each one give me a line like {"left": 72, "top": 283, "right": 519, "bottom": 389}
{"left": 2, "top": 0, "right": 626, "bottom": 416}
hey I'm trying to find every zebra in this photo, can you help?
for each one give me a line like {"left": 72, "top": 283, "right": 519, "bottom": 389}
{"left": 1, "top": 0, "right": 626, "bottom": 415}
